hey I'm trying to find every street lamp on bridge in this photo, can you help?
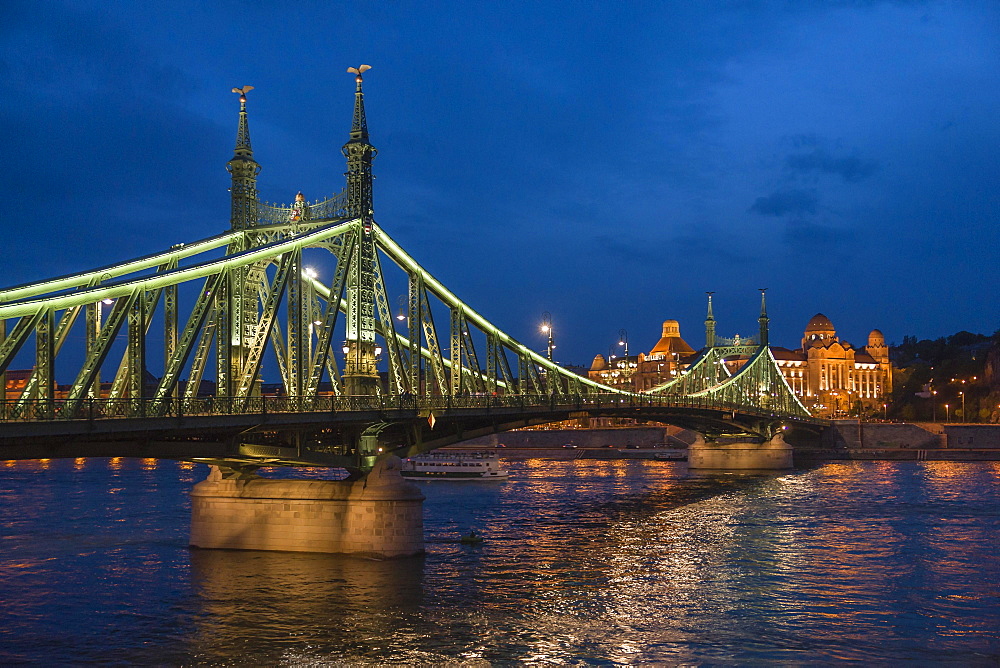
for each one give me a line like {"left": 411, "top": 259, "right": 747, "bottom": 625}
{"left": 540, "top": 312, "right": 554, "bottom": 361}
{"left": 618, "top": 329, "right": 629, "bottom": 359}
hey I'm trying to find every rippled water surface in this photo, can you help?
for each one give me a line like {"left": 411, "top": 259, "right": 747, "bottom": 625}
{"left": 1, "top": 457, "right": 999, "bottom": 664}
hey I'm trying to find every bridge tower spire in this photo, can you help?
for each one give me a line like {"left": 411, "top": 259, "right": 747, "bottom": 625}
{"left": 342, "top": 65, "right": 380, "bottom": 395}
{"left": 758, "top": 288, "right": 769, "bottom": 347}
{"left": 343, "top": 65, "right": 376, "bottom": 220}
{"left": 705, "top": 292, "right": 716, "bottom": 349}
{"left": 227, "top": 86, "right": 260, "bottom": 230}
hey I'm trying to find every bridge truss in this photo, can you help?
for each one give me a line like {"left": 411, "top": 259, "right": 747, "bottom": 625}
{"left": 0, "top": 68, "right": 819, "bottom": 471}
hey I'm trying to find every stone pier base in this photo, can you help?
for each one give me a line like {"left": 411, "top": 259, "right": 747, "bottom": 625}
{"left": 688, "top": 432, "right": 794, "bottom": 471}
{"left": 190, "top": 456, "right": 425, "bottom": 557}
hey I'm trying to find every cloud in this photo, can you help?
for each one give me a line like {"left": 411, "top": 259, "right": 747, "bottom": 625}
{"left": 785, "top": 148, "right": 878, "bottom": 183}
{"left": 783, "top": 218, "right": 852, "bottom": 247}
{"left": 749, "top": 189, "right": 818, "bottom": 216}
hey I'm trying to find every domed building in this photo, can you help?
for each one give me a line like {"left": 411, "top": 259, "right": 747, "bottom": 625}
{"left": 771, "top": 314, "right": 892, "bottom": 417}
{"left": 587, "top": 313, "right": 892, "bottom": 418}
{"left": 589, "top": 320, "right": 697, "bottom": 391}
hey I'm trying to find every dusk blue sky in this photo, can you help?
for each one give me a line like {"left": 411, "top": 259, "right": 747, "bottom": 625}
{"left": 2, "top": 0, "right": 998, "bottom": 367}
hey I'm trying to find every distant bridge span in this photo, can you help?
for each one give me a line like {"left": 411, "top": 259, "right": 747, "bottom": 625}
{"left": 0, "top": 72, "right": 824, "bottom": 473}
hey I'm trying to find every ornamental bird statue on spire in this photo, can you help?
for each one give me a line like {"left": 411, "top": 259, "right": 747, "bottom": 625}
{"left": 231, "top": 85, "right": 254, "bottom": 102}
{"left": 346, "top": 64, "right": 371, "bottom": 80}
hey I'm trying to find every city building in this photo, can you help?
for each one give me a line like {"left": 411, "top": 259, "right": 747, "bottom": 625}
{"left": 588, "top": 320, "right": 697, "bottom": 391}
{"left": 587, "top": 312, "right": 892, "bottom": 418}
{"left": 771, "top": 313, "right": 892, "bottom": 417}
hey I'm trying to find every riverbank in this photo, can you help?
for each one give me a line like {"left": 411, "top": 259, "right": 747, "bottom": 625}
{"left": 808, "top": 421, "right": 1000, "bottom": 461}
{"left": 454, "top": 423, "right": 1000, "bottom": 462}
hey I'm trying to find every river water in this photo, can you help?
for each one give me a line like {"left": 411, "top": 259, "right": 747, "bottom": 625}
{"left": 1, "top": 456, "right": 999, "bottom": 665}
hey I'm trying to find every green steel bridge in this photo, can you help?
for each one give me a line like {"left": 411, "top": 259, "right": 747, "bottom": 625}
{"left": 0, "top": 69, "right": 824, "bottom": 474}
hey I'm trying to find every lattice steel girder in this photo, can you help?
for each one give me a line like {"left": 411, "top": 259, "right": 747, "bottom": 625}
{"left": 0, "top": 231, "right": 237, "bottom": 305}
{"left": 373, "top": 224, "right": 628, "bottom": 397}
{"left": 235, "top": 253, "right": 294, "bottom": 404}
{"left": 0, "top": 311, "right": 44, "bottom": 374}
{"left": 35, "top": 309, "right": 54, "bottom": 414}
{"left": 306, "top": 233, "right": 355, "bottom": 398}
{"left": 164, "top": 283, "right": 178, "bottom": 398}
{"left": 449, "top": 306, "right": 463, "bottom": 396}
{"left": 62, "top": 293, "right": 136, "bottom": 412}
{"left": 419, "top": 286, "right": 447, "bottom": 395}
{"left": 690, "top": 347, "right": 811, "bottom": 418}
{"left": 0, "top": 319, "right": 5, "bottom": 403}
{"left": 153, "top": 271, "right": 229, "bottom": 403}
{"left": 286, "top": 247, "right": 305, "bottom": 397}
{"left": 14, "top": 299, "right": 86, "bottom": 407}
{"left": 108, "top": 283, "right": 169, "bottom": 401}
{"left": 486, "top": 333, "right": 498, "bottom": 394}
{"left": 306, "top": 274, "right": 516, "bottom": 395}
{"left": 407, "top": 273, "right": 422, "bottom": 395}
{"left": 0, "top": 221, "right": 355, "bottom": 320}
{"left": 216, "top": 273, "right": 233, "bottom": 398}
{"left": 184, "top": 313, "right": 216, "bottom": 401}
{"left": 128, "top": 288, "right": 147, "bottom": 402}
{"left": 371, "top": 250, "right": 408, "bottom": 395}
{"left": 459, "top": 315, "right": 486, "bottom": 394}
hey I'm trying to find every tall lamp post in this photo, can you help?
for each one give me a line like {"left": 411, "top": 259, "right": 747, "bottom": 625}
{"left": 945, "top": 403, "right": 950, "bottom": 423}
{"left": 618, "top": 329, "right": 629, "bottom": 359}
{"left": 396, "top": 295, "right": 406, "bottom": 322}
{"left": 540, "top": 312, "right": 554, "bottom": 361}
{"left": 959, "top": 391, "right": 966, "bottom": 423}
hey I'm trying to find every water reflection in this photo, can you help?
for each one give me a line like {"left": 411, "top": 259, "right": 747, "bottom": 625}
{"left": 0, "top": 458, "right": 998, "bottom": 663}
{"left": 187, "top": 549, "right": 426, "bottom": 663}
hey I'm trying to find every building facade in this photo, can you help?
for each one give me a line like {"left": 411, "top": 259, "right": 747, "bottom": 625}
{"left": 587, "top": 313, "right": 892, "bottom": 418}
{"left": 588, "top": 320, "right": 697, "bottom": 392}
{"left": 772, "top": 313, "right": 892, "bottom": 418}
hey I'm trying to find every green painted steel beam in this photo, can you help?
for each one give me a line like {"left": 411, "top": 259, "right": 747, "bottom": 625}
{"left": 0, "top": 231, "right": 238, "bottom": 304}
{"left": 0, "top": 220, "right": 355, "bottom": 319}
{"left": 373, "top": 224, "right": 633, "bottom": 396}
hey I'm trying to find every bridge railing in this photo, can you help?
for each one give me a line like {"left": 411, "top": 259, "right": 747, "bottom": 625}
{"left": 0, "top": 393, "right": 820, "bottom": 424}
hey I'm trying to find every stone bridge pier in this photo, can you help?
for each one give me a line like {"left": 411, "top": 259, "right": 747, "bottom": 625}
{"left": 189, "top": 455, "right": 425, "bottom": 557}
{"left": 687, "top": 432, "right": 794, "bottom": 471}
